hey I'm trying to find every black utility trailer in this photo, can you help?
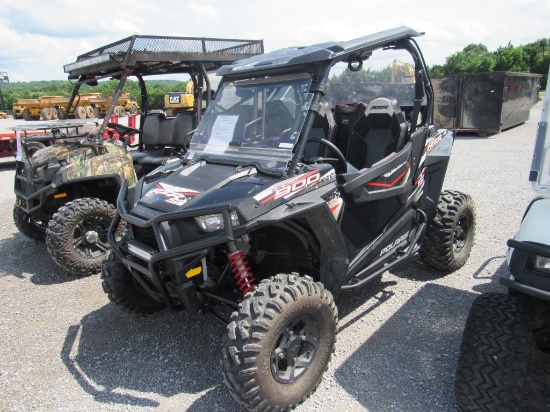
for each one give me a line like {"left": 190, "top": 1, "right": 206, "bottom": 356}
{"left": 433, "top": 71, "right": 542, "bottom": 136}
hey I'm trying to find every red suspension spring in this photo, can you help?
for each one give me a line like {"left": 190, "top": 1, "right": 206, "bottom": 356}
{"left": 229, "top": 250, "right": 257, "bottom": 296}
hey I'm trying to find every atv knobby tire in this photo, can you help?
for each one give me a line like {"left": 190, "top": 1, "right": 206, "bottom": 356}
{"left": 419, "top": 190, "right": 476, "bottom": 271}
{"left": 101, "top": 251, "right": 166, "bottom": 315}
{"left": 222, "top": 273, "right": 338, "bottom": 411}
{"left": 455, "top": 293, "right": 533, "bottom": 412}
{"left": 13, "top": 204, "right": 47, "bottom": 242}
{"left": 46, "top": 198, "right": 116, "bottom": 276}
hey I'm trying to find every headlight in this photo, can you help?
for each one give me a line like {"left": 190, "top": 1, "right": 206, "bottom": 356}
{"left": 195, "top": 211, "right": 239, "bottom": 233}
{"left": 127, "top": 239, "right": 156, "bottom": 262}
{"left": 534, "top": 255, "right": 550, "bottom": 273}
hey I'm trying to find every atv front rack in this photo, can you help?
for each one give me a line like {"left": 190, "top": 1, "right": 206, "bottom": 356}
{"left": 13, "top": 120, "right": 99, "bottom": 175}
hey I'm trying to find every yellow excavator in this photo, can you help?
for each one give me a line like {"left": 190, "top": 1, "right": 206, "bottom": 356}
{"left": 391, "top": 59, "right": 415, "bottom": 84}
{"left": 164, "top": 81, "right": 195, "bottom": 116}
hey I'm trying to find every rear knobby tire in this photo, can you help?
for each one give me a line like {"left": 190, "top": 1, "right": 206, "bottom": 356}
{"left": 222, "top": 273, "right": 338, "bottom": 411}
{"left": 101, "top": 251, "right": 166, "bottom": 315}
{"left": 13, "top": 204, "right": 47, "bottom": 242}
{"left": 46, "top": 198, "right": 116, "bottom": 276}
{"left": 455, "top": 293, "right": 533, "bottom": 412}
{"left": 419, "top": 190, "right": 476, "bottom": 271}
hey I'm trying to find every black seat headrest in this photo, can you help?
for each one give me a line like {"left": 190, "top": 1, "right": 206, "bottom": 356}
{"left": 335, "top": 102, "right": 365, "bottom": 115}
{"left": 364, "top": 97, "right": 401, "bottom": 118}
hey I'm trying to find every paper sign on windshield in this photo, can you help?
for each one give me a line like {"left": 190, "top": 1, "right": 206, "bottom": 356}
{"left": 206, "top": 115, "right": 238, "bottom": 153}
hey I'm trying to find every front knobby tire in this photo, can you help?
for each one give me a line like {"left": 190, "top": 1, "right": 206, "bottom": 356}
{"left": 13, "top": 204, "right": 47, "bottom": 242}
{"left": 419, "top": 190, "right": 476, "bottom": 271}
{"left": 455, "top": 293, "right": 533, "bottom": 412}
{"left": 221, "top": 273, "right": 338, "bottom": 411}
{"left": 46, "top": 198, "right": 116, "bottom": 276}
{"left": 101, "top": 251, "right": 166, "bottom": 316}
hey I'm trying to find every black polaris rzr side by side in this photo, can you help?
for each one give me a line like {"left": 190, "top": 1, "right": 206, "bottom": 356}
{"left": 102, "top": 26, "right": 476, "bottom": 411}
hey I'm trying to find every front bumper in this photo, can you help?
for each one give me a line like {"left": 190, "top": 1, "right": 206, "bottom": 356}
{"left": 109, "top": 179, "right": 250, "bottom": 309}
{"left": 503, "top": 238, "right": 550, "bottom": 302}
{"left": 14, "top": 160, "right": 63, "bottom": 214}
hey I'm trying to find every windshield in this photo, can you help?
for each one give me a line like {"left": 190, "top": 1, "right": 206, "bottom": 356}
{"left": 186, "top": 74, "right": 313, "bottom": 171}
{"left": 327, "top": 49, "right": 422, "bottom": 108}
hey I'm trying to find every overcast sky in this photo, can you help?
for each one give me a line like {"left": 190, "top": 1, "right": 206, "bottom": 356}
{"left": 0, "top": 0, "right": 548, "bottom": 83}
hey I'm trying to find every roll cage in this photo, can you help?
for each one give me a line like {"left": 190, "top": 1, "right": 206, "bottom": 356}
{"left": 62, "top": 35, "right": 264, "bottom": 149}
{"left": 216, "top": 26, "right": 433, "bottom": 176}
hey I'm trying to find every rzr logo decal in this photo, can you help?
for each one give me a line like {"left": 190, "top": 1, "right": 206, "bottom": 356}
{"left": 419, "top": 131, "right": 446, "bottom": 168}
{"left": 254, "top": 169, "right": 322, "bottom": 205}
{"left": 424, "top": 130, "right": 446, "bottom": 154}
{"left": 151, "top": 183, "right": 198, "bottom": 206}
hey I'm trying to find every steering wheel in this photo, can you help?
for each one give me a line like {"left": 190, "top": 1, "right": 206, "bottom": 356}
{"left": 307, "top": 137, "right": 347, "bottom": 173}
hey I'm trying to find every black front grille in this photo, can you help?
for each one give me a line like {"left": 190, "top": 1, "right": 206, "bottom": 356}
{"left": 133, "top": 226, "right": 158, "bottom": 250}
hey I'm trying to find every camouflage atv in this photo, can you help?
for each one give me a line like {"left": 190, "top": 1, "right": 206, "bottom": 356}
{"left": 13, "top": 121, "right": 137, "bottom": 275}
{"left": 12, "top": 35, "right": 264, "bottom": 276}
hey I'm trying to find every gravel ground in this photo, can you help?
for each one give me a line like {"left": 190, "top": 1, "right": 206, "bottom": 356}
{"left": 1, "top": 103, "right": 549, "bottom": 412}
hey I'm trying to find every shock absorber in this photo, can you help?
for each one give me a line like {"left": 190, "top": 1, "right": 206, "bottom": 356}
{"left": 229, "top": 250, "right": 257, "bottom": 296}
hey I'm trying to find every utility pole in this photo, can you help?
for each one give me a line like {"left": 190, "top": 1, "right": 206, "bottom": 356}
{"left": 0, "top": 72, "right": 9, "bottom": 113}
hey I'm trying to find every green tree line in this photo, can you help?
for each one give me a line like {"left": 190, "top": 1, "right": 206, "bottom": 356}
{"left": 429, "top": 38, "right": 550, "bottom": 87}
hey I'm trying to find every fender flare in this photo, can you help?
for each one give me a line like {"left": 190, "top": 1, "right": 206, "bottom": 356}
{"left": 303, "top": 205, "right": 349, "bottom": 295}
